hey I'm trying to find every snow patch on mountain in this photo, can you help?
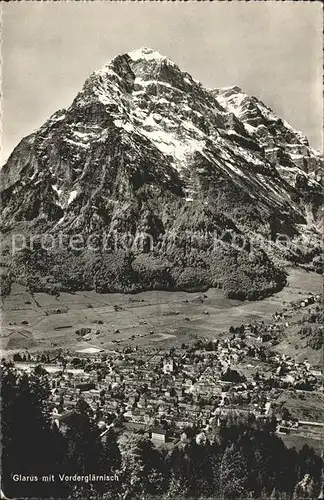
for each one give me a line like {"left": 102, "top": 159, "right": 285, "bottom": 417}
{"left": 65, "top": 138, "right": 89, "bottom": 149}
{"left": 67, "top": 190, "right": 78, "bottom": 206}
{"left": 128, "top": 47, "right": 175, "bottom": 65}
{"left": 52, "top": 185, "right": 62, "bottom": 197}
{"left": 96, "top": 66, "right": 123, "bottom": 81}
{"left": 113, "top": 119, "right": 135, "bottom": 133}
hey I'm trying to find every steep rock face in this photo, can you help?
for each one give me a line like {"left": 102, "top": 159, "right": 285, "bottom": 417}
{"left": 213, "top": 86, "right": 323, "bottom": 177}
{"left": 1, "top": 47, "right": 322, "bottom": 298}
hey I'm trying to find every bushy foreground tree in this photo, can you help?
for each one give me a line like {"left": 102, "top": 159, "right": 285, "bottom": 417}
{"left": 1, "top": 361, "right": 68, "bottom": 498}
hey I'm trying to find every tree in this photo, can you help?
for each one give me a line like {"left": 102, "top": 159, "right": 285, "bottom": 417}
{"left": 270, "top": 487, "right": 280, "bottom": 499}
{"left": 298, "top": 445, "right": 322, "bottom": 484}
{"left": 117, "top": 433, "right": 165, "bottom": 498}
{"left": 63, "top": 399, "right": 106, "bottom": 495}
{"left": 166, "top": 446, "right": 191, "bottom": 497}
{"left": 281, "top": 406, "right": 290, "bottom": 421}
{"left": 293, "top": 474, "right": 320, "bottom": 499}
{"left": 103, "top": 429, "right": 121, "bottom": 472}
{"left": 165, "top": 472, "right": 188, "bottom": 498}
{"left": 1, "top": 361, "right": 68, "bottom": 498}
{"left": 221, "top": 367, "right": 245, "bottom": 383}
{"left": 219, "top": 444, "right": 248, "bottom": 499}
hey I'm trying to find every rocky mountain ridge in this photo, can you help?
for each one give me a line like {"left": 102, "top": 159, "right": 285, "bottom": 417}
{"left": 1, "top": 47, "right": 322, "bottom": 299}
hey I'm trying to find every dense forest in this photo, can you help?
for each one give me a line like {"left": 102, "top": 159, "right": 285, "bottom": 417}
{"left": 1, "top": 361, "right": 323, "bottom": 499}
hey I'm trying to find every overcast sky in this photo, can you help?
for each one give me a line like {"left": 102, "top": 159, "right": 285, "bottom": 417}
{"left": 2, "top": 2, "right": 322, "bottom": 165}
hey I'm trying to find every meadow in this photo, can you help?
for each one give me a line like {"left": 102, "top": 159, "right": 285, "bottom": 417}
{"left": 1, "top": 268, "right": 322, "bottom": 357}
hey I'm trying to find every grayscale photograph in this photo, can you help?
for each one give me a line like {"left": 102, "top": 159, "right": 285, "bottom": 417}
{"left": 0, "top": 2, "right": 323, "bottom": 499}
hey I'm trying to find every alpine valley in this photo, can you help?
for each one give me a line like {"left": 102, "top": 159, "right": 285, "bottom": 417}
{"left": 1, "top": 47, "right": 323, "bottom": 299}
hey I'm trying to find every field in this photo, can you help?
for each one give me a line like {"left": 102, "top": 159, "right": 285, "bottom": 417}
{"left": 280, "top": 432, "right": 323, "bottom": 453}
{"left": 1, "top": 268, "right": 322, "bottom": 357}
{"left": 275, "top": 390, "right": 324, "bottom": 423}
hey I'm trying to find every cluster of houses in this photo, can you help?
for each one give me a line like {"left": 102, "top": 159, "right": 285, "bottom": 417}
{"left": 11, "top": 293, "right": 322, "bottom": 444}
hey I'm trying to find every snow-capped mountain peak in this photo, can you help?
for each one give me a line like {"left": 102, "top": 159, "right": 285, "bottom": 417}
{"left": 128, "top": 46, "right": 173, "bottom": 63}
{"left": 1, "top": 48, "right": 323, "bottom": 299}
